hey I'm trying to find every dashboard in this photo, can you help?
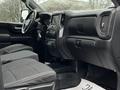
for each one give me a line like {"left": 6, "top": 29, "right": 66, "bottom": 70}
{"left": 63, "top": 9, "right": 115, "bottom": 40}
{"left": 38, "top": 9, "right": 117, "bottom": 71}
{"left": 62, "top": 9, "right": 116, "bottom": 70}
{"left": 38, "top": 9, "right": 115, "bottom": 40}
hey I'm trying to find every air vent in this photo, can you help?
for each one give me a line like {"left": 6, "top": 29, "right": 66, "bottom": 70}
{"left": 100, "top": 15, "right": 110, "bottom": 34}
{"left": 61, "top": 14, "right": 65, "bottom": 26}
{"left": 100, "top": 11, "right": 111, "bottom": 35}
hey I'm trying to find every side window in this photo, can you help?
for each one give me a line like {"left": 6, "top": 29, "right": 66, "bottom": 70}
{"left": 0, "top": 0, "right": 27, "bottom": 22}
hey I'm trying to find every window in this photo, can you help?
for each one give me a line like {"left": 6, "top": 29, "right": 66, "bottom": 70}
{"left": 34, "top": 0, "right": 114, "bottom": 12}
{"left": 0, "top": 0, "right": 27, "bottom": 22}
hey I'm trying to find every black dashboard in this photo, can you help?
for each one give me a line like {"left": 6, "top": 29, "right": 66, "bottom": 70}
{"left": 38, "top": 9, "right": 115, "bottom": 40}
{"left": 60, "top": 9, "right": 116, "bottom": 70}
{"left": 38, "top": 9, "right": 117, "bottom": 71}
{"left": 63, "top": 9, "right": 115, "bottom": 40}
{"left": 42, "top": 9, "right": 115, "bottom": 39}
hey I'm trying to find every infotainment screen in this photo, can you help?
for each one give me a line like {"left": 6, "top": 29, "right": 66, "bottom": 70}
{"left": 49, "top": 14, "right": 63, "bottom": 32}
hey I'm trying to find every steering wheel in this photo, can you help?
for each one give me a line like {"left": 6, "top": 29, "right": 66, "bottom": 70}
{"left": 22, "top": 10, "right": 37, "bottom": 34}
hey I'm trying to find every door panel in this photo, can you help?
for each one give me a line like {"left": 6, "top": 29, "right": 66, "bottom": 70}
{"left": 0, "top": 21, "right": 34, "bottom": 48}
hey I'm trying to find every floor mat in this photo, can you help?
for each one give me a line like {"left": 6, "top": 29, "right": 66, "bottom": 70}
{"left": 63, "top": 79, "right": 106, "bottom": 90}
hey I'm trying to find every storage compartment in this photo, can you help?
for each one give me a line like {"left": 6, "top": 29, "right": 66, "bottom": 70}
{"left": 65, "top": 17, "right": 98, "bottom": 37}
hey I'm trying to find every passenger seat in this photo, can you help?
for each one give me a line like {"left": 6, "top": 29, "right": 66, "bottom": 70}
{"left": 0, "top": 44, "right": 33, "bottom": 55}
{"left": 1, "top": 50, "right": 39, "bottom": 64}
{"left": 0, "top": 44, "right": 38, "bottom": 64}
{"left": 3, "top": 58, "right": 56, "bottom": 90}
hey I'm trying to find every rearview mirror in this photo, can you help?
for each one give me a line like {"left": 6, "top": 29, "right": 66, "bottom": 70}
{"left": 21, "top": 9, "right": 29, "bottom": 22}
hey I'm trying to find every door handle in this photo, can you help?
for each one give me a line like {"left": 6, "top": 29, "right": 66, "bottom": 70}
{"left": 14, "top": 27, "right": 22, "bottom": 30}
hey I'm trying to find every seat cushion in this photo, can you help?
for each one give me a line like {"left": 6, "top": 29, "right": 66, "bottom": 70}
{"left": 2, "top": 59, "right": 56, "bottom": 88}
{"left": 0, "top": 44, "right": 33, "bottom": 55}
{"left": 1, "top": 50, "right": 39, "bottom": 64}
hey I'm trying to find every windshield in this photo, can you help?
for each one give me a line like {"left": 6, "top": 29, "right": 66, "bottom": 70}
{"left": 33, "top": 0, "right": 114, "bottom": 12}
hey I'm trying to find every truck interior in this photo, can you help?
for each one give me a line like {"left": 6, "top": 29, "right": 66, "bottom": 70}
{"left": 1, "top": 0, "right": 120, "bottom": 90}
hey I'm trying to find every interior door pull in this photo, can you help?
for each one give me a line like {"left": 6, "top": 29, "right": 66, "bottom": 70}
{"left": 14, "top": 27, "right": 22, "bottom": 30}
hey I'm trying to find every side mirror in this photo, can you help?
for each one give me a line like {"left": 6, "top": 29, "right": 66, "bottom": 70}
{"left": 21, "top": 9, "right": 29, "bottom": 22}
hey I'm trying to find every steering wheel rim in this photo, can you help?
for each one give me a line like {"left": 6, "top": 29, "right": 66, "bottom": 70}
{"left": 22, "top": 10, "right": 37, "bottom": 34}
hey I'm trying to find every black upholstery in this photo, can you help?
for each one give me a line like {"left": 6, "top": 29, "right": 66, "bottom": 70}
{"left": 0, "top": 44, "right": 33, "bottom": 55}
{"left": 3, "top": 58, "right": 56, "bottom": 89}
{"left": 1, "top": 50, "right": 39, "bottom": 64}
